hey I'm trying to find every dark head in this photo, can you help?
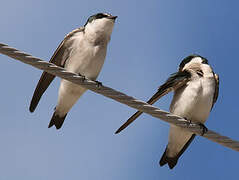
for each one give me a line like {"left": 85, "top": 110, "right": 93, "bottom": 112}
{"left": 84, "top": 13, "right": 117, "bottom": 37}
{"left": 179, "top": 54, "right": 208, "bottom": 71}
{"left": 84, "top": 13, "right": 117, "bottom": 26}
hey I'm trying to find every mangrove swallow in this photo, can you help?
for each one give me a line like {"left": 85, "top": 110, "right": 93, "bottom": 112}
{"left": 115, "top": 55, "right": 219, "bottom": 169}
{"left": 29, "top": 13, "right": 117, "bottom": 129}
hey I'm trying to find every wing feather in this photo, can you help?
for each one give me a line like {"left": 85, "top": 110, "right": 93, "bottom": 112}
{"left": 29, "top": 27, "right": 84, "bottom": 112}
{"left": 211, "top": 73, "right": 219, "bottom": 110}
{"left": 115, "top": 70, "right": 191, "bottom": 134}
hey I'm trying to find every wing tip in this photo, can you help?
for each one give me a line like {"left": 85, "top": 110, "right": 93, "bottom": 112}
{"left": 115, "top": 122, "right": 131, "bottom": 134}
{"left": 29, "top": 72, "right": 56, "bottom": 114}
{"left": 29, "top": 103, "right": 36, "bottom": 113}
{"left": 115, "top": 111, "right": 143, "bottom": 134}
{"left": 115, "top": 127, "right": 123, "bottom": 134}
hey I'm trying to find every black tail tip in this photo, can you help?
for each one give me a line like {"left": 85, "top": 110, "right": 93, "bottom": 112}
{"left": 159, "top": 148, "right": 178, "bottom": 169}
{"left": 159, "top": 156, "right": 178, "bottom": 169}
{"left": 48, "top": 112, "right": 67, "bottom": 130}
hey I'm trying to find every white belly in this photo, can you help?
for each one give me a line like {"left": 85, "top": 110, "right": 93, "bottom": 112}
{"left": 56, "top": 35, "right": 108, "bottom": 116}
{"left": 170, "top": 76, "right": 215, "bottom": 123}
{"left": 66, "top": 38, "right": 107, "bottom": 80}
{"left": 167, "top": 76, "right": 215, "bottom": 157}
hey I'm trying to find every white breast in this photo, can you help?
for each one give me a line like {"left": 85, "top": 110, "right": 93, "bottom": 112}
{"left": 65, "top": 31, "right": 107, "bottom": 80}
{"left": 56, "top": 31, "right": 109, "bottom": 116}
{"left": 170, "top": 75, "right": 215, "bottom": 123}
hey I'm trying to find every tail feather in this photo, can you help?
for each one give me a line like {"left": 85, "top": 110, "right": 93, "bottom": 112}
{"left": 48, "top": 112, "right": 67, "bottom": 130}
{"left": 159, "top": 148, "right": 178, "bottom": 169}
{"left": 160, "top": 134, "right": 196, "bottom": 169}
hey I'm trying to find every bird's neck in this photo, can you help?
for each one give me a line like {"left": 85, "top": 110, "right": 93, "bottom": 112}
{"left": 84, "top": 28, "right": 111, "bottom": 46}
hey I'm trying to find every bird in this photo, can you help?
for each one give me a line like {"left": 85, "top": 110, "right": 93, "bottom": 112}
{"left": 115, "top": 54, "right": 219, "bottom": 169}
{"left": 29, "top": 13, "right": 117, "bottom": 130}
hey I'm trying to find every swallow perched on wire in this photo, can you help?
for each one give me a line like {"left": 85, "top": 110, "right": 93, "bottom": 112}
{"left": 115, "top": 55, "right": 219, "bottom": 169}
{"left": 29, "top": 13, "right": 117, "bottom": 129}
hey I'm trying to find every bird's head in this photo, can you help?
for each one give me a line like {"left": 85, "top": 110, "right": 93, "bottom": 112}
{"left": 179, "top": 54, "right": 209, "bottom": 72}
{"left": 84, "top": 13, "right": 117, "bottom": 37}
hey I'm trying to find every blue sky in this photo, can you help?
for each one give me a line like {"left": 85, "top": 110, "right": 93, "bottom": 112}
{"left": 0, "top": 0, "right": 238, "bottom": 179}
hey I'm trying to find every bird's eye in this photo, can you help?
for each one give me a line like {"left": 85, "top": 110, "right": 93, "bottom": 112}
{"left": 202, "top": 59, "right": 208, "bottom": 64}
{"left": 88, "top": 17, "right": 94, "bottom": 22}
{"left": 96, "top": 13, "right": 108, "bottom": 19}
{"left": 85, "top": 13, "right": 109, "bottom": 26}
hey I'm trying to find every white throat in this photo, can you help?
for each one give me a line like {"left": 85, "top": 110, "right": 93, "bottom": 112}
{"left": 84, "top": 18, "right": 114, "bottom": 45}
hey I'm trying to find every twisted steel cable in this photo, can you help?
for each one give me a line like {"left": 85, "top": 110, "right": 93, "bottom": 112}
{"left": 0, "top": 43, "right": 239, "bottom": 151}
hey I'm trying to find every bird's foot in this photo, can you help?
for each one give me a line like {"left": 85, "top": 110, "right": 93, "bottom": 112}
{"left": 184, "top": 118, "right": 208, "bottom": 136}
{"left": 95, "top": 80, "right": 102, "bottom": 88}
{"left": 78, "top": 73, "right": 86, "bottom": 82}
{"left": 184, "top": 117, "right": 192, "bottom": 127}
{"left": 197, "top": 123, "right": 208, "bottom": 136}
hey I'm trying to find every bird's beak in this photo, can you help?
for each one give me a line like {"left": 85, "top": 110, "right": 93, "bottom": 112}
{"left": 107, "top": 16, "right": 118, "bottom": 20}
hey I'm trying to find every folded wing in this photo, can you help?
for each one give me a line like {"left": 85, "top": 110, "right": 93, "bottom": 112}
{"left": 29, "top": 28, "right": 84, "bottom": 112}
{"left": 115, "top": 70, "right": 191, "bottom": 134}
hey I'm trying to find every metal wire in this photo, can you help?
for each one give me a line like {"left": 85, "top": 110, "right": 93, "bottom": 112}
{"left": 0, "top": 42, "right": 239, "bottom": 151}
